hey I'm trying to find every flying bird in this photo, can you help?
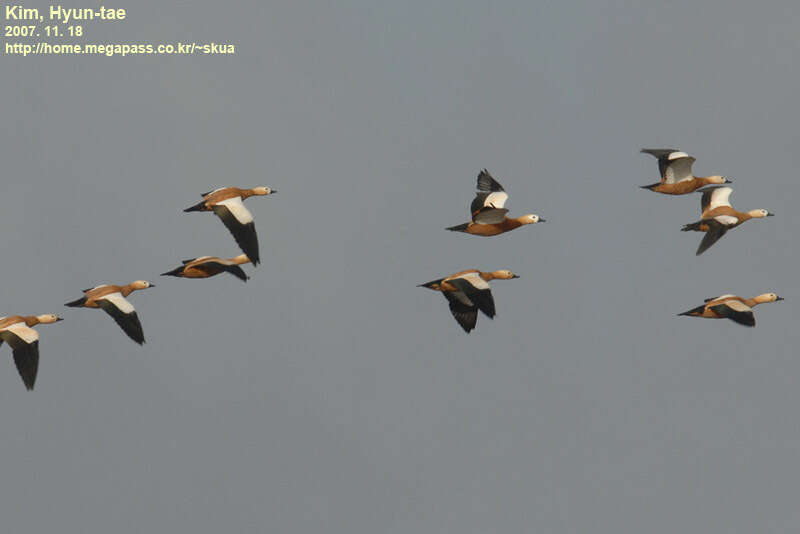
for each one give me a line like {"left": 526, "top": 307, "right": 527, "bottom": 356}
{"left": 161, "top": 254, "right": 251, "bottom": 282}
{"left": 0, "top": 314, "right": 62, "bottom": 390}
{"left": 446, "top": 170, "right": 544, "bottom": 236}
{"left": 65, "top": 281, "right": 154, "bottom": 345}
{"left": 418, "top": 269, "right": 519, "bottom": 332}
{"left": 681, "top": 186, "right": 774, "bottom": 255}
{"left": 678, "top": 292, "right": 783, "bottom": 327}
{"left": 183, "top": 186, "right": 276, "bottom": 265}
{"left": 640, "top": 148, "right": 729, "bottom": 194}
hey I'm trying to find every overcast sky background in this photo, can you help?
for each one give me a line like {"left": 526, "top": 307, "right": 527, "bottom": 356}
{"left": 3, "top": 1, "right": 800, "bottom": 532}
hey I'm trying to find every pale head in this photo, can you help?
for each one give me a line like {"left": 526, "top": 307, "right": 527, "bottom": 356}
{"left": 231, "top": 254, "right": 251, "bottom": 265}
{"left": 35, "top": 314, "right": 63, "bottom": 324}
{"left": 747, "top": 209, "right": 774, "bottom": 218}
{"left": 519, "top": 214, "right": 545, "bottom": 224}
{"left": 754, "top": 292, "right": 784, "bottom": 304}
{"left": 707, "top": 175, "right": 731, "bottom": 185}
{"left": 252, "top": 186, "right": 275, "bottom": 196}
{"left": 130, "top": 280, "right": 155, "bottom": 290}
{"left": 491, "top": 269, "right": 520, "bottom": 280}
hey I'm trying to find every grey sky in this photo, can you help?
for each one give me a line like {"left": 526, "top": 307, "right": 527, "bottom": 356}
{"left": 3, "top": 1, "right": 800, "bottom": 532}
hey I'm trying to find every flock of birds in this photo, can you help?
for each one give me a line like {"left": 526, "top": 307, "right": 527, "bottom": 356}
{"left": 0, "top": 151, "right": 784, "bottom": 390}
{"left": 419, "top": 149, "right": 783, "bottom": 334}
{"left": 0, "top": 186, "right": 275, "bottom": 390}
{"left": 638, "top": 148, "right": 783, "bottom": 326}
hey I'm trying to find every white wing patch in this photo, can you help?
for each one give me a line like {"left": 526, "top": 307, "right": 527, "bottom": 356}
{"left": 217, "top": 197, "right": 254, "bottom": 224}
{"left": 456, "top": 272, "right": 490, "bottom": 290}
{"left": 2, "top": 323, "right": 39, "bottom": 344}
{"left": 99, "top": 292, "right": 136, "bottom": 315}
{"left": 708, "top": 187, "right": 733, "bottom": 210}
{"left": 724, "top": 300, "right": 753, "bottom": 312}
{"left": 483, "top": 191, "right": 508, "bottom": 209}
{"left": 714, "top": 215, "right": 738, "bottom": 226}
{"left": 714, "top": 294, "right": 736, "bottom": 300}
{"left": 667, "top": 151, "right": 690, "bottom": 160}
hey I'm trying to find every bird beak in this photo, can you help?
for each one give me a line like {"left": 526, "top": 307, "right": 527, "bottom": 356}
{"left": 56, "top": 317, "right": 64, "bottom": 322}
{"left": 767, "top": 212, "right": 775, "bottom": 217}
{"left": 270, "top": 190, "right": 277, "bottom": 194}
{"left": 777, "top": 296, "right": 785, "bottom": 301}
{"left": 149, "top": 283, "right": 156, "bottom": 288}
{"left": 511, "top": 274, "right": 520, "bottom": 279}
{"left": 539, "top": 218, "right": 547, "bottom": 223}
{"left": 724, "top": 178, "right": 733, "bottom": 183}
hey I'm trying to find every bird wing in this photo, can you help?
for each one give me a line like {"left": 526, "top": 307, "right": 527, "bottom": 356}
{"left": 710, "top": 299, "right": 755, "bottom": 327}
{"left": 0, "top": 323, "right": 40, "bottom": 390}
{"left": 695, "top": 219, "right": 731, "bottom": 256}
{"left": 472, "top": 206, "right": 509, "bottom": 224}
{"left": 446, "top": 274, "right": 496, "bottom": 319}
{"left": 700, "top": 186, "right": 733, "bottom": 215}
{"left": 442, "top": 291, "right": 478, "bottom": 333}
{"left": 212, "top": 197, "right": 260, "bottom": 266}
{"left": 96, "top": 293, "right": 145, "bottom": 345}
{"left": 195, "top": 259, "right": 249, "bottom": 282}
{"left": 476, "top": 169, "right": 505, "bottom": 192}
{"left": 663, "top": 155, "right": 696, "bottom": 184}
{"left": 640, "top": 148, "right": 687, "bottom": 178}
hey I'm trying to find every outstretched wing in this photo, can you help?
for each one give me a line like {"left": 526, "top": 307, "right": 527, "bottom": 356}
{"left": 196, "top": 259, "right": 249, "bottom": 282}
{"left": 711, "top": 299, "right": 755, "bottom": 327}
{"left": 442, "top": 291, "right": 478, "bottom": 333}
{"left": 447, "top": 274, "right": 496, "bottom": 319}
{"left": 212, "top": 197, "right": 260, "bottom": 266}
{"left": 476, "top": 169, "right": 505, "bottom": 192}
{"left": 0, "top": 323, "right": 40, "bottom": 390}
{"left": 471, "top": 169, "right": 508, "bottom": 216}
{"left": 663, "top": 155, "right": 696, "bottom": 184}
{"left": 640, "top": 148, "right": 686, "bottom": 178}
{"left": 695, "top": 217, "right": 734, "bottom": 255}
{"left": 700, "top": 186, "right": 733, "bottom": 216}
{"left": 97, "top": 293, "right": 145, "bottom": 345}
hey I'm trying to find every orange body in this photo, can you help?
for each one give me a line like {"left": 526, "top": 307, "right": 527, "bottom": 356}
{"left": 648, "top": 178, "right": 713, "bottom": 195}
{"left": 457, "top": 218, "right": 524, "bottom": 236}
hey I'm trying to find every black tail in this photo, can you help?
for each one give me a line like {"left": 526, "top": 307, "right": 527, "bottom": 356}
{"left": 682, "top": 220, "right": 704, "bottom": 232}
{"left": 160, "top": 266, "right": 184, "bottom": 277}
{"left": 183, "top": 200, "right": 206, "bottom": 212}
{"left": 445, "top": 222, "right": 470, "bottom": 233}
{"left": 640, "top": 182, "right": 660, "bottom": 191}
{"left": 417, "top": 278, "right": 444, "bottom": 290}
{"left": 677, "top": 305, "right": 705, "bottom": 317}
{"left": 64, "top": 296, "right": 87, "bottom": 307}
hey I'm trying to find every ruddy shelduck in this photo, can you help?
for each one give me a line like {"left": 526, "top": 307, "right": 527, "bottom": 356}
{"left": 640, "top": 148, "right": 730, "bottom": 195}
{"left": 0, "top": 314, "right": 62, "bottom": 390}
{"left": 418, "top": 269, "right": 519, "bottom": 332}
{"left": 678, "top": 292, "right": 783, "bottom": 327}
{"left": 446, "top": 170, "right": 544, "bottom": 236}
{"left": 65, "top": 281, "right": 154, "bottom": 345}
{"left": 184, "top": 186, "right": 276, "bottom": 266}
{"left": 682, "top": 186, "right": 774, "bottom": 255}
{"left": 161, "top": 254, "right": 251, "bottom": 282}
